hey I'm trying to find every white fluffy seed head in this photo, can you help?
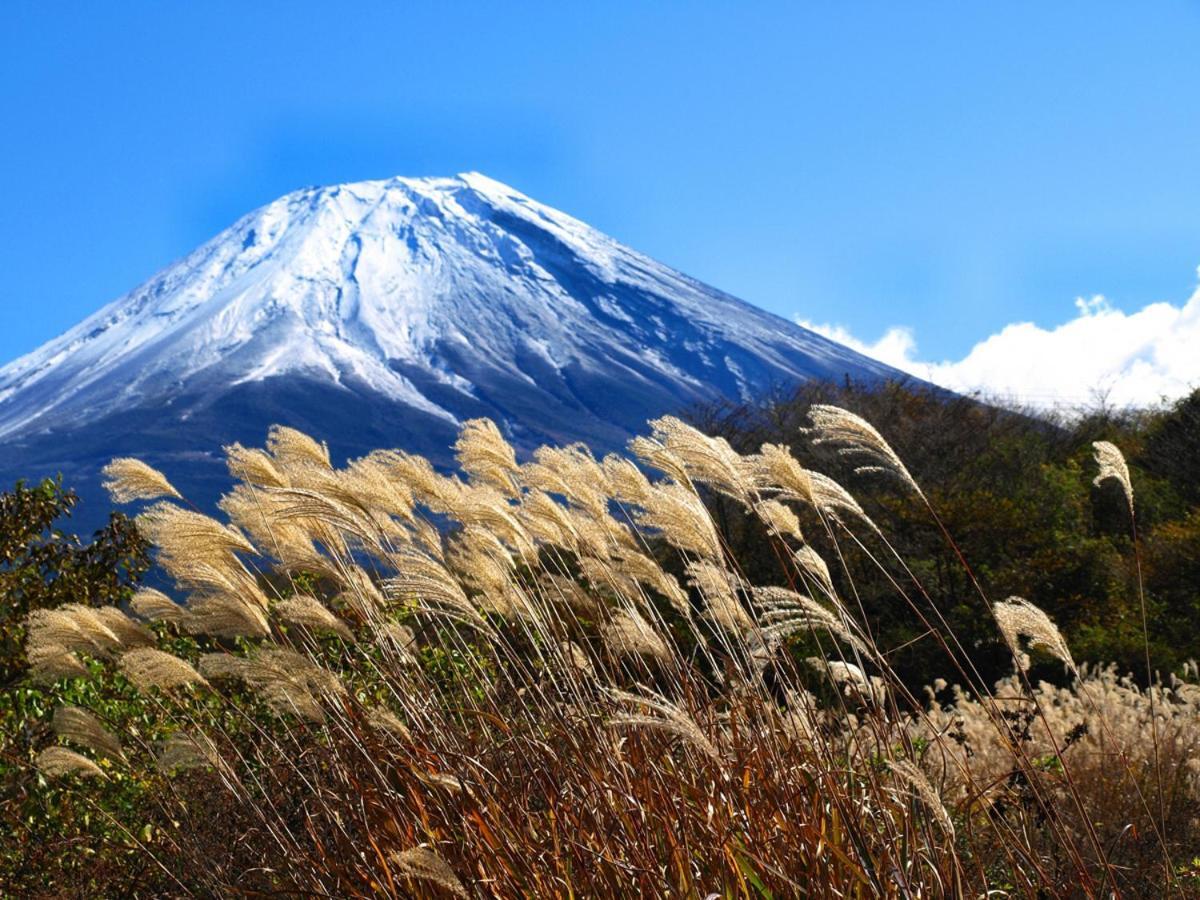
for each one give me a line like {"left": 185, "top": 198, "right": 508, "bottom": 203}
{"left": 807, "top": 405, "right": 924, "bottom": 499}
{"left": 389, "top": 847, "right": 468, "bottom": 897}
{"left": 993, "top": 596, "right": 1075, "bottom": 672}
{"left": 275, "top": 594, "right": 355, "bottom": 641}
{"left": 101, "top": 458, "right": 182, "bottom": 503}
{"left": 1092, "top": 440, "right": 1134, "bottom": 510}
{"left": 36, "top": 746, "right": 107, "bottom": 779}
{"left": 119, "top": 649, "right": 210, "bottom": 693}
{"left": 52, "top": 706, "right": 124, "bottom": 761}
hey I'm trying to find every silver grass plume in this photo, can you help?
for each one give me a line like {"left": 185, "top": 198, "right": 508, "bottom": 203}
{"left": 275, "top": 594, "right": 355, "bottom": 641}
{"left": 93, "top": 607, "right": 156, "bottom": 648}
{"left": 266, "top": 425, "right": 331, "bottom": 469}
{"left": 541, "top": 574, "right": 604, "bottom": 617}
{"left": 451, "top": 484, "right": 535, "bottom": 559}
{"left": 339, "top": 456, "right": 417, "bottom": 524}
{"left": 891, "top": 759, "right": 955, "bottom": 838}
{"left": 992, "top": 596, "right": 1075, "bottom": 672}
{"left": 384, "top": 548, "right": 489, "bottom": 632}
{"left": 686, "top": 561, "right": 753, "bottom": 633}
{"left": 374, "top": 622, "right": 419, "bottom": 665}
{"left": 808, "top": 471, "right": 877, "bottom": 529}
{"left": 558, "top": 640, "right": 595, "bottom": 678}
{"left": 371, "top": 450, "right": 459, "bottom": 512}
{"left": 157, "top": 731, "right": 224, "bottom": 774}
{"left": 523, "top": 444, "right": 611, "bottom": 518}
{"left": 199, "top": 647, "right": 344, "bottom": 722}
{"left": 579, "top": 556, "right": 642, "bottom": 603}
{"left": 334, "top": 565, "right": 389, "bottom": 621}
{"left": 614, "top": 548, "right": 690, "bottom": 617}
{"left": 1092, "top": 440, "right": 1134, "bottom": 510}
{"left": 634, "top": 481, "right": 722, "bottom": 560}
{"left": 754, "top": 499, "right": 804, "bottom": 542}
{"left": 162, "top": 560, "right": 270, "bottom": 612}
{"left": 752, "top": 443, "right": 814, "bottom": 503}
{"left": 520, "top": 488, "right": 579, "bottom": 550}
{"left": 601, "top": 608, "right": 671, "bottom": 662}
{"left": 455, "top": 417, "right": 521, "bottom": 497}
{"left": 130, "top": 588, "right": 191, "bottom": 626}
{"left": 569, "top": 503, "right": 635, "bottom": 558}
{"left": 645, "top": 416, "right": 756, "bottom": 504}
{"left": 27, "top": 644, "right": 88, "bottom": 682}
{"left": 779, "top": 689, "right": 824, "bottom": 746}
{"left": 137, "top": 502, "right": 257, "bottom": 560}
{"left": 628, "top": 434, "right": 694, "bottom": 487}
{"left": 794, "top": 545, "right": 837, "bottom": 601}
{"left": 185, "top": 594, "right": 271, "bottom": 639}
{"left": 225, "top": 442, "right": 288, "bottom": 488}
{"left": 806, "top": 657, "right": 886, "bottom": 704}
{"left": 807, "top": 404, "right": 925, "bottom": 499}
{"left": 607, "top": 687, "right": 720, "bottom": 761}
{"left": 52, "top": 706, "right": 124, "bottom": 761}
{"left": 26, "top": 604, "right": 127, "bottom": 658}
{"left": 101, "top": 458, "right": 181, "bottom": 503}
{"left": 368, "top": 706, "right": 412, "bottom": 741}
{"left": 218, "top": 485, "right": 330, "bottom": 574}
{"left": 119, "top": 649, "right": 210, "bottom": 693}
{"left": 755, "top": 447, "right": 875, "bottom": 529}
{"left": 389, "top": 846, "right": 468, "bottom": 898}
{"left": 602, "top": 454, "right": 653, "bottom": 505}
{"left": 36, "top": 746, "right": 106, "bottom": 780}
{"left": 754, "top": 586, "right": 868, "bottom": 656}
{"left": 261, "top": 486, "right": 384, "bottom": 549}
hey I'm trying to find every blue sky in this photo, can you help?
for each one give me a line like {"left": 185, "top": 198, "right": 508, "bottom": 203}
{"left": 3, "top": 2, "right": 1200, "bottom": 403}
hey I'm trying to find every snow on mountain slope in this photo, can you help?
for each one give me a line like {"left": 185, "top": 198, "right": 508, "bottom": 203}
{"left": 0, "top": 172, "right": 909, "bottom": 518}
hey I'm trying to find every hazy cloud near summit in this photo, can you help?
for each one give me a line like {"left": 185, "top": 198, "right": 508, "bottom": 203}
{"left": 798, "top": 273, "right": 1200, "bottom": 410}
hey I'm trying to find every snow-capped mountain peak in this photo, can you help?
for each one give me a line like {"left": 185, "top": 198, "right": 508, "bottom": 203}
{"left": 0, "top": 173, "right": 906, "bottom": 516}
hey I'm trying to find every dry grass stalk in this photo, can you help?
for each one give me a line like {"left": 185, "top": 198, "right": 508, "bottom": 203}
{"left": 42, "top": 412, "right": 1188, "bottom": 895}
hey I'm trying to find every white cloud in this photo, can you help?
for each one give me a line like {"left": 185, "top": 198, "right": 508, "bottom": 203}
{"left": 797, "top": 274, "right": 1200, "bottom": 409}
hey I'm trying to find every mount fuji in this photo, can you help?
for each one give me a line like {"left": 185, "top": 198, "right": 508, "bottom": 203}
{"left": 0, "top": 172, "right": 907, "bottom": 522}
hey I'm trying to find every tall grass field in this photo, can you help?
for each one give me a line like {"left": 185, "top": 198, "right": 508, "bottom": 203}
{"left": 6, "top": 404, "right": 1200, "bottom": 896}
